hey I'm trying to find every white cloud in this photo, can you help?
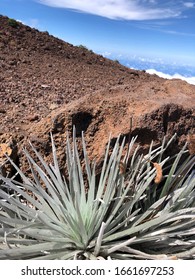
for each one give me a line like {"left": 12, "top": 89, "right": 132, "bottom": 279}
{"left": 16, "top": 19, "right": 24, "bottom": 24}
{"left": 17, "top": 18, "right": 39, "bottom": 28}
{"left": 37, "top": 0, "right": 184, "bottom": 20}
{"left": 162, "top": 30, "right": 195, "bottom": 37}
{"left": 146, "top": 69, "right": 195, "bottom": 85}
{"left": 131, "top": 20, "right": 195, "bottom": 37}
{"left": 27, "top": 18, "right": 40, "bottom": 28}
{"left": 183, "top": 2, "right": 195, "bottom": 8}
{"left": 101, "top": 51, "right": 112, "bottom": 57}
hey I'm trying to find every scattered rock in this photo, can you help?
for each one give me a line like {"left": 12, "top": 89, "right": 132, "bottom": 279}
{"left": 0, "top": 108, "right": 6, "bottom": 114}
{"left": 187, "top": 134, "right": 195, "bottom": 155}
{"left": 41, "top": 84, "right": 51, "bottom": 89}
{"left": 49, "top": 103, "right": 58, "bottom": 110}
{"left": 0, "top": 143, "right": 12, "bottom": 157}
{"left": 26, "top": 114, "right": 39, "bottom": 122}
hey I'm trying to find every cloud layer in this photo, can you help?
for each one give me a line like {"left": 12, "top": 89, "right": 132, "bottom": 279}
{"left": 146, "top": 69, "right": 195, "bottom": 85}
{"left": 183, "top": 2, "right": 195, "bottom": 8}
{"left": 37, "top": 0, "right": 191, "bottom": 20}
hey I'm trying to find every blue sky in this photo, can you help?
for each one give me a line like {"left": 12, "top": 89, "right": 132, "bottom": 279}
{"left": 1, "top": 0, "right": 195, "bottom": 82}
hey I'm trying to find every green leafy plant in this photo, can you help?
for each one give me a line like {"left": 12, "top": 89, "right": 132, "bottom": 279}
{"left": 114, "top": 59, "right": 120, "bottom": 64}
{"left": 77, "top": 44, "right": 89, "bottom": 51}
{"left": 0, "top": 130, "right": 194, "bottom": 259}
{"left": 8, "top": 18, "right": 19, "bottom": 28}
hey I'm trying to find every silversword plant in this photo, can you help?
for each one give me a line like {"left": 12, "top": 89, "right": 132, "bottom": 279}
{"left": 0, "top": 130, "right": 194, "bottom": 259}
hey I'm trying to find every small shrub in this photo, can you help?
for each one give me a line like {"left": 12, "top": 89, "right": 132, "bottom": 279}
{"left": 114, "top": 59, "right": 120, "bottom": 64}
{"left": 77, "top": 44, "right": 89, "bottom": 51}
{"left": 8, "top": 18, "right": 19, "bottom": 28}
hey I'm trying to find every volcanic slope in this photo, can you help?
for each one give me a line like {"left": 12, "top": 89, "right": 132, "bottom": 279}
{"left": 0, "top": 15, "right": 161, "bottom": 132}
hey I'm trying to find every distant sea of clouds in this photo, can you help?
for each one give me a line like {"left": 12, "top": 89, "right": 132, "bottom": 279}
{"left": 100, "top": 52, "right": 195, "bottom": 86}
{"left": 145, "top": 69, "right": 195, "bottom": 86}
